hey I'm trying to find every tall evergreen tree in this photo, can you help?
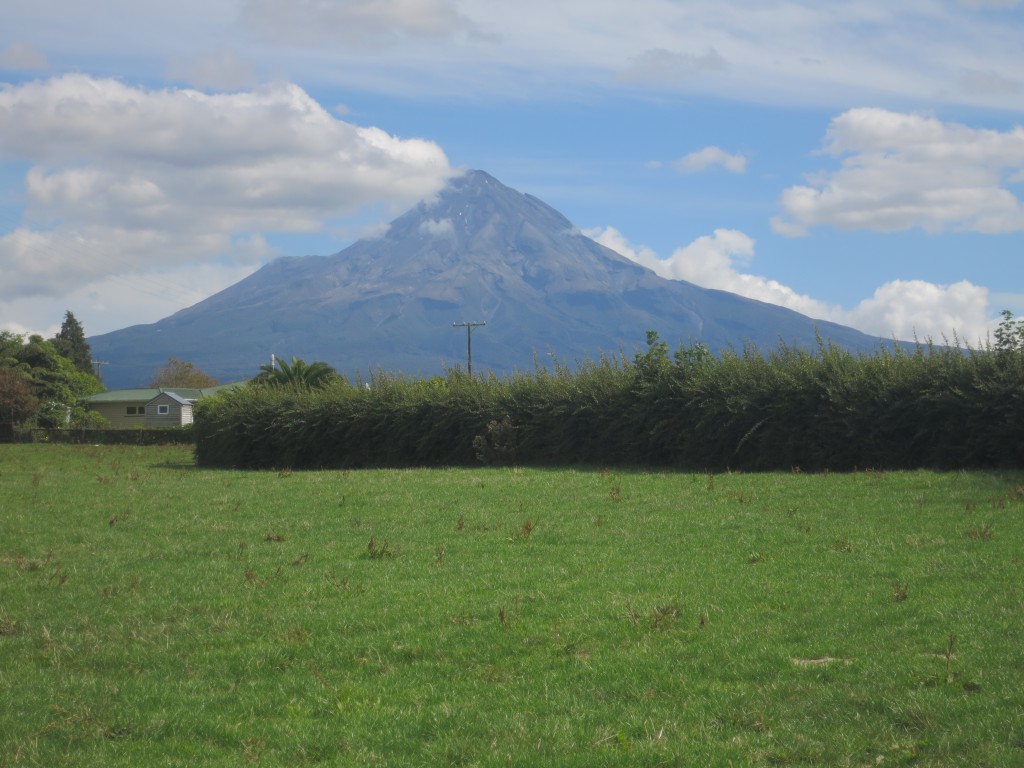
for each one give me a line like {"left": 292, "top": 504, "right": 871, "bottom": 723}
{"left": 52, "top": 311, "right": 93, "bottom": 375}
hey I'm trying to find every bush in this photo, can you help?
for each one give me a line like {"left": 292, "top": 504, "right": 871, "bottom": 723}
{"left": 193, "top": 331, "right": 1024, "bottom": 471}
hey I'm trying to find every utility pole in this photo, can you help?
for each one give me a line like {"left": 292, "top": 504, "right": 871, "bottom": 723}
{"left": 452, "top": 321, "right": 485, "bottom": 375}
{"left": 91, "top": 360, "right": 109, "bottom": 380}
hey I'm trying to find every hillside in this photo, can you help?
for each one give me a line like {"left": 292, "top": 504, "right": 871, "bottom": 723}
{"left": 89, "top": 170, "right": 887, "bottom": 388}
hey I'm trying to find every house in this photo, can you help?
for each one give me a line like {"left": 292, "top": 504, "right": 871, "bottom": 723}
{"left": 85, "top": 384, "right": 241, "bottom": 428}
{"left": 145, "top": 391, "right": 194, "bottom": 427}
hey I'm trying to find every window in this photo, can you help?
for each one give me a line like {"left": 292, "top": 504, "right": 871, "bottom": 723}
{"left": 126, "top": 406, "right": 142, "bottom": 416}
{"left": 157, "top": 404, "right": 170, "bottom": 415}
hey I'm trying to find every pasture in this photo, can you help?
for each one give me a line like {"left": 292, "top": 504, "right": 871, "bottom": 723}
{"left": 1, "top": 444, "right": 1022, "bottom": 766}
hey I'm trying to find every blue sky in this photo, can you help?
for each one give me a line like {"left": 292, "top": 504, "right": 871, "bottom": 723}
{"left": 1, "top": 0, "right": 1023, "bottom": 345}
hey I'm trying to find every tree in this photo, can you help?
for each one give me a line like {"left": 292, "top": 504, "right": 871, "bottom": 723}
{"left": 0, "top": 367, "right": 39, "bottom": 424}
{"left": 0, "top": 321, "right": 104, "bottom": 428}
{"left": 11, "top": 335, "right": 104, "bottom": 428}
{"left": 51, "top": 311, "right": 94, "bottom": 375}
{"left": 993, "top": 309, "right": 1024, "bottom": 355}
{"left": 0, "top": 331, "right": 23, "bottom": 367}
{"left": 252, "top": 357, "right": 340, "bottom": 389}
{"left": 633, "top": 330, "right": 672, "bottom": 384}
{"left": 150, "top": 357, "right": 219, "bottom": 388}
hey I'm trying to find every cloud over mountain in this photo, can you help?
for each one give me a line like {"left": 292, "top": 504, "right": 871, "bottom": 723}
{"left": 0, "top": 75, "right": 453, "bottom": 310}
{"left": 589, "top": 225, "right": 994, "bottom": 344}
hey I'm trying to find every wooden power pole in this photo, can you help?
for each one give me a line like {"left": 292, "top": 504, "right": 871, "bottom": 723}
{"left": 452, "top": 321, "right": 485, "bottom": 375}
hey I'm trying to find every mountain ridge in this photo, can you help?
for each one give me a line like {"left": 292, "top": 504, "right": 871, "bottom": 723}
{"left": 89, "top": 170, "right": 888, "bottom": 389}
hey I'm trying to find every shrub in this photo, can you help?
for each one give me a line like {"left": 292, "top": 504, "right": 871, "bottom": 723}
{"left": 194, "top": 328, "right": 1024, "bottom": 471}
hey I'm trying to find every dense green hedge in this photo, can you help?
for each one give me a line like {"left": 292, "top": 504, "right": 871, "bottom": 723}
{"left": 193, "top": 331, "right": 1024, "bottom": 471}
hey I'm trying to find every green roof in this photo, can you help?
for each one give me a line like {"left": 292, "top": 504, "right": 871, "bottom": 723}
{"left": 86, "top": 382, "right": 244, "bottom": 403}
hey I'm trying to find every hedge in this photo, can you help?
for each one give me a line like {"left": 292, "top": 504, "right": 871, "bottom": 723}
{"left": 193, "top": 334, "right": 1024, "bottom": 471}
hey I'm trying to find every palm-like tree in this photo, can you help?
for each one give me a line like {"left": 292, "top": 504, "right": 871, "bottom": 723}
{"left": 253, "top": 357, "right": 339, "bottom": 389}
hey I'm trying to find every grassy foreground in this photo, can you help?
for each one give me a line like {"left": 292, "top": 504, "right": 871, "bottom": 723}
{"left": 1, "top": 445, "right": 1023, "bottom": 767}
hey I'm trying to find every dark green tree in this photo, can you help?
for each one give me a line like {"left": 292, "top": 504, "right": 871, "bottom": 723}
{"left": 52, "top": 311, "right": 94, "bottom": 375}
{"left": 0, "top": 331, "right": 23, "bottom": 369}
{"left": 252, "top": 357, "right": 340, "bottom": 389}
{"left": 12, "top": 335, "right": 104, "bottom": 427}
{"left": 0, "top": 367, "right": 39, "bottom": 424}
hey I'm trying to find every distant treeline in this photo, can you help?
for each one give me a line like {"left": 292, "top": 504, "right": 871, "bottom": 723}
{"left": 194, "top": 319, "right": 1024, "bottom": 471}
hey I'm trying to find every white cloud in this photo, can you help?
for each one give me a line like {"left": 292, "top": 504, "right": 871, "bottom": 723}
{"left": 0, "top": 260, "right": 264, "bottom": 340}
{"left": 167, "top": 50, "right": 259, "bottom": 90}
{"left": 225, "top": 2, "right": 1024, "bottom": 109}
{"left": 617, "top": 47, "right": 730, "bottom": 86}
{"left": 0, "top": 42, "right": 48, "bottom": 70}
{"left": 0, "top": 74, "right": 454, "bottom": 325}
{"left": 774, "top": 108, "right": 1024, "bottom": 236}
{"left": 959, "top": 68, "right": 1022, "bottom": 95}
{"left": 3, "top": 2, "right": 1024, "bottom": 108}
{"left": 588, "top": 225, "right": 997, "bottom": 343}
{"left": 239, "top": 0, "right": 477, "bottom": 47}
{"left": 589, "top": 225, "right": 835, "bottom": 320}
{"left": 843, "top": 279, "right": 992, "bottom": 345}
{"left": 0, "top": 225, "right": 277, "bottom": 303}
{"left": 959, "top": 0, "right": 1019, "bottom": 8}
{"left": 420, "top": 218, "right": 454, "bottom": 236}
{"left": 672, "top": 146, "right": 747, "bottom": 174}
{"left": 585, "top": 225, "right": 661, "bottom": 273}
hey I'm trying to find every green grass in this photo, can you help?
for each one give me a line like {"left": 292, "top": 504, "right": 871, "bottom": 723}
{"left": 2, "top": 444, "right": 1023, "bottom": 766}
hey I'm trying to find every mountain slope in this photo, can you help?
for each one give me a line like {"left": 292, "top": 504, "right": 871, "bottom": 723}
{"left": 90, "top": 170, "right": 887, "bottom": 388}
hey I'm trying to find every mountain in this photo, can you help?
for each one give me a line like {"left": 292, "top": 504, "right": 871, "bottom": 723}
{"left": 90, "top": 169, "right": 888, "bottom": 389}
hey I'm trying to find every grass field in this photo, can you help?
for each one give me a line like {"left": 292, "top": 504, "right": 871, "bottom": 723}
{"left": 1, "top": 444, "right": 1023, "bottom": 766}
